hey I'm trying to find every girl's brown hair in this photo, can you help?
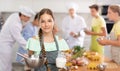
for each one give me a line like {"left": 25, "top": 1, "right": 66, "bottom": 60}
{"left": 38, "top": 8, "right": 54, "bottom": 54}
{"left": 38, "top": 8, "right": 55, "bottom": 43}
{"left": 38, "top": 8, "right": 55, "bottom": 71}
{"left": 38, "top": 8, "right": 55, "bottom": 55}
{"left": 109, "top": 5, "right": 120, "bottom": 16}
{"left": 38, "top": 8, "right": 54, "bottom": 21}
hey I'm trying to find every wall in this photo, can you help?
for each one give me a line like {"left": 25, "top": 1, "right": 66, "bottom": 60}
{"left": 0, "top": 0, "right": 120, "bottom": 13}
{"left": 97, "top": 0, "right": 120, "bottom": 5}
{"left": 0, "top": 0, "right": 95, "bottom": 13}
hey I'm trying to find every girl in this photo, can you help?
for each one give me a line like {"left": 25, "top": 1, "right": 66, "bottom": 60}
{"left": 98, "top": 5, "right": 120, "bottom": 64}
{"left": 26, "top": 8, "right": 69, "bottom": 71}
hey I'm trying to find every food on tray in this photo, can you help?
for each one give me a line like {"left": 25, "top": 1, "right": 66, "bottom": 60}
{"left": 83, "top": 51, "right": 101, "bottom": 61}
{"left": 70, "top": 66, "right": 78, "bottom": 70}
{"left": 64, "top": 50, "right": 72, "bottom": 54}
{"left": 71, "top": 59, "right": 77, "bottom": 65}
{"left": 71, "top": 57, "right": 88, "bottom": 66}
{"left": 71, "top": 46, "right": 85, "bottom": 59}
{"left": 66, "top": 62, "right": 72, "bottom": 67}
{"left": 87, "top": 62, "right": 98, "bottom": 70}
{"left": 63, "top": 46, "right": 104, "bottom": 69}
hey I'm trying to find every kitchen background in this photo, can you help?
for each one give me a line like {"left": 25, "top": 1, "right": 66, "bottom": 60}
{"left": 0, "top": 0, "right": 120, "bottom": 63}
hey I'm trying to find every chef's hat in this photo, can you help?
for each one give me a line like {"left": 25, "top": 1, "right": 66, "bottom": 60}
{"left": 19, "top": 6, "right": 35, "bottom": 17}
{"left": 67, "top": 2, "right": 79, "bottom": 11}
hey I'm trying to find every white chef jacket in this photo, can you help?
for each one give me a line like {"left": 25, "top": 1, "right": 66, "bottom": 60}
{"left": 0, "top": 13, "right": 27, "bottom": 71}
{"left": 62, "top": 14, "right": 86, "bottom": 48}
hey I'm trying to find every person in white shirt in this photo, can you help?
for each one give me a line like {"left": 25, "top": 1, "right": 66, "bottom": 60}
{"left": 0, "top": 6, "right": 35, "bottom": 71}
{"left": 62, "top": 2, "right": 87, "bottom": 48}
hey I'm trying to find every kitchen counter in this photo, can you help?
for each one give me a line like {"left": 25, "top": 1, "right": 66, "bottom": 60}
{"left": 70, "top": 57, "right": 120, "bottom": 71}
{"left": 59, "top": 57, "right": 120, "bottom": 71}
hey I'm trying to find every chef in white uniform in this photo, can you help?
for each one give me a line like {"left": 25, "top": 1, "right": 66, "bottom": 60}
{"left": 62, "top": 2, "right": 87, "bottom": 48}
{"left": 0, "top": 6, "right": 35, "bottom": 71}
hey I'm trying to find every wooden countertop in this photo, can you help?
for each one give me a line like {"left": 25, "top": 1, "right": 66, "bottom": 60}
{"left": 59, "top": 57, "right": 120, "bottom": 71}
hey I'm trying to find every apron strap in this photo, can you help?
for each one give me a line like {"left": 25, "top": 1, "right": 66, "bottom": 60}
{"left": 39, "top": 34, "right": 59, "bottom": 71}
{"left": 53, "top": 35, "right": 59, "bottom": 51}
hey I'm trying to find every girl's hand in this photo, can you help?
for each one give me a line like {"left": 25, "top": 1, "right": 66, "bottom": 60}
{"left": 24, "top": 54, "right": 29, "bottom": 57}
{"left": 97, "top": 38, "right": 108, "bottom": 45}
{"left": 20, "top": 54, "right": 29, "bottom": 62}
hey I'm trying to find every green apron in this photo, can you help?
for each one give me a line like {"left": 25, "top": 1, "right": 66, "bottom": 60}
{"left": 34, "top": 51, "right": 58, "bottom": 71}
{"left": 34, "top": 36, "right": 59, "bottom": 71}
{"left": 90, "top": 23, "right": 104, "bottom": 54}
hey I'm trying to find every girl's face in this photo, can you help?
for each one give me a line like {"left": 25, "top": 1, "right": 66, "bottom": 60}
{"left": 107, "top": 7, "right": 117, "bottom": 21}
{"left": 39, "top": 13, "right": 54, "bottom": 33}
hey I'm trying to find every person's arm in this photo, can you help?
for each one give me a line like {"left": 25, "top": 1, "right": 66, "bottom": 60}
{"left": 98, "top": 35, "right": 120, "bottom": 47}
{"left": 9, "top": 22, "right": 26, "bottom": 49}
{"left": 71, "top": 17, "right": 86, "bottom": 38}
{"left": 23, "top": 38, "right": 35, "bottom": 57}
{"left": 107, "top": 35, "right": 120, "bottom": 46}
{"left": 85, "top": 18, "right": 107, "bottom": 36}
{"left": 72, "top": 28, "right": 86, "bottom": 38}
{"left": 23, "top": 32, "right": 33, "bottom": 40}
{"left": 89, "top": 27, "right": 106, "bottom": 36}
{"left": 24, "top": 39, "right": 34, "bottom": 70}
{"left": 26, "top": 37, "right": 40, "bottom": 56}
{"left": 22, "top": 25, "right": 34, "bottom": 40}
